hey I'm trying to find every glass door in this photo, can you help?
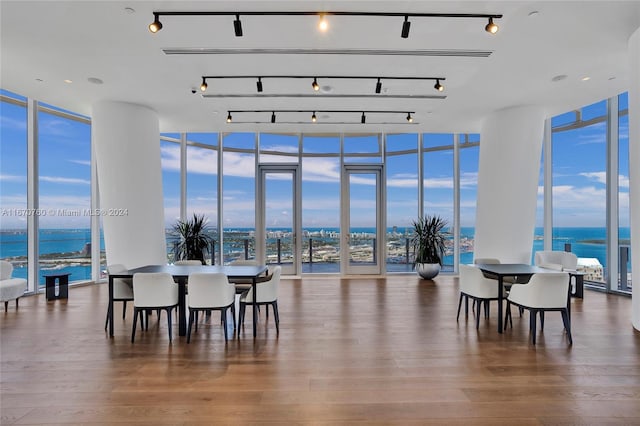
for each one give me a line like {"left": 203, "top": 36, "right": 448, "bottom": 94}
{"left": 257, "top": 164, "right": 301, "bottom": 275}
{"left": 341, "top": 164, "right": 385, "bottom": 274}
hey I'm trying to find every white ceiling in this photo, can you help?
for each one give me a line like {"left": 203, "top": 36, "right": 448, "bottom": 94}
{"left": 2, "top": 1, "right": 639, "bottom": 133}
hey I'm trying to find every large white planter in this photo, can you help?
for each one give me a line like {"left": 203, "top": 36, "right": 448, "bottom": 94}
{"left": 416, "top": 263, "right": 441, "bottom": 280}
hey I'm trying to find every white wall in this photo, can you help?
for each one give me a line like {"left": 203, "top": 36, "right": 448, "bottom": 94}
{"left": 474, "top": 106, "right": 545, "bottom": 263}
{"left": 628, "top": 27, "right": 640, "bottom": 331}
{"left": 92, "top": 101, "right": 166, "bottom": 268}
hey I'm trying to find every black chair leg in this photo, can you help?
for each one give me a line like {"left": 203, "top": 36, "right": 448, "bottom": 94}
{"left": 464, "top": 295, "right": 469, "bottom": 317}
{"left": 456, "top": 293, "right": 463, "bottom": 322}
{"left": 530, "top": 310, "right": 537, "bottom": 345}
{"left": 195, "top": 311, "right": 199, "bottom": 332}
{"left": 131, "top": 308, "right": 139, "bottom": 343}
{"left": 4, "top": 301, "right": 8, "bottom": 312}
{"left": 187, "top": 310, "right": 195, "bottom": 343}
{"left": 222, "top": 308, "right": 228, "bottom": 342}
{"left": 230, "top": 303, "right": 237, "bottom": 331}
{"left": 504, "top": 302, "right": 512, "bottom": 330}
{"left": 540, "top": 311, "right": 545, "bottom": 331}
{"left": 166, "top": 307, "right": 173, "bottom": 343}
{"left": 272, "top": 301, "right": 279, "bottom": 333}
{"left": 475, "top": 299, "right": 481, "bottom": 330}
{"left": 122, "top": 301, "right": 127, "bottom": 320}
{"left": 484, "top": 300, "right": 490, "bottom": 319}
{"left": 561, "top": 309, "right": 573, "bottom": 345}
{"left": 238, "top": 302, "right": 245, "bottom": 331}
{"left": 105, "top": 303, "right": 112, "bottom": 330}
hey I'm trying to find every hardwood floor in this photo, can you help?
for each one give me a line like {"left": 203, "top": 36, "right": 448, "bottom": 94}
{"left": 1, "top": 275, "right": 639, "bottom": 425}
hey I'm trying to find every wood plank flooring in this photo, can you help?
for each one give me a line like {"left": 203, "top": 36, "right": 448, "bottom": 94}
{"left": 1, "top": 275, "right": 639, "bottom": 425}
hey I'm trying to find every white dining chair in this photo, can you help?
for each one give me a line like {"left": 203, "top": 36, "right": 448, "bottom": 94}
{"left": 104, "top": 264, "right": 134, "bottom": 330}
{"left": 504, "top": 272, "right": 572, "bottom": 345}
{"left": 228, "top": 258, "right": 260, "bottom": 294}
{"left": 131, "top": 272, "right": 179, "bottom": 343}
{"left": 457, "top": 264, "right": 501, "bottom": 329}
{"left": 186, "top": 273, "right": 236, "bottom": 342}
{"left": 239, "top": 266, "right": 280, "bottom": 334}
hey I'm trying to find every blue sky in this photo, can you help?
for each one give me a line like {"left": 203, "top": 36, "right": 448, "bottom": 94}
{"left": 0, "top": 89, "right": 630, "bottom": 230}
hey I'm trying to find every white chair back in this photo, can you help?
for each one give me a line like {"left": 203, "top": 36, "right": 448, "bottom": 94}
{"left": 0, "top": 260, "right": 14, "bottom": 280}
{"left": 459, "top": 264, "right": 499, "bottom": 299}
{"left": 244, "top": 266, "right": 280, "bottom": 303}
{"left": 534, "top": 251, "right": 578, "bottom": 271}
{"left": 133, "top": 272, "right": 178, "bottom": 308}
{"left": 108, "top": 264, "right": 134, "bottom": 299}
{"left": 508, "top": 272, "right": 569, "bottom": 309}
{"left": 230, "top": 259, "right": 259, "bottom": 266}
{"left": 187, "top": 273, "right": 235, "bottom": 309}
{"left": 473, "top": 258, "right": 500, "bottom": 264}
{"left": 174, "top": 260, "right": 203, "bottom": 265}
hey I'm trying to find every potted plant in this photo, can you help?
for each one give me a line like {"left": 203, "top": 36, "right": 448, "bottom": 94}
{"left": 172, "top": 214, "right": 212, "bottom": 265}
{"left": 411, "top": 215, "right": 448, "bottom": 280}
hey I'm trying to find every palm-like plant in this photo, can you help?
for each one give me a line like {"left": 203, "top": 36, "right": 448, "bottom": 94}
{"left": 411, "top": 215, "right": 448, "bottom": 266}
{"left": 173, "top": 214, "right": 212, "bottom": 264}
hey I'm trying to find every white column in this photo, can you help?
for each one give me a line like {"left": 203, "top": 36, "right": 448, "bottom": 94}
{"left": 92, "top": 101, "right": 166, "bottom": 268}
{"left": 474, "top": 106, "right": 545, "bottom": 263}
{"left": 628, "top": 27, "right": 640, "bottom": 330}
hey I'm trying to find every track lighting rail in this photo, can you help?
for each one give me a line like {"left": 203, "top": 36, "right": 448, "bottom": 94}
{"left": 149, "top": 11, "right": 501, "bottom": 35}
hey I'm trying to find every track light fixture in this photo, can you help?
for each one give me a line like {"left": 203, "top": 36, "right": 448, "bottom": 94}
{"left": 234, "top": 14, "right": 243, "bottom": 37}
{"left": 401, "top": 16, "right": 411, "bottom": 38}
{"left": 148, "top": 13, "right": 163, "bottom": 33}
{"left": 225, "top": 109, "right": 416, "bottom": 124}
{"left": 199, "top": 75, "right": 446, "bottom": 94}
{"left": 150, "top": 11, "right": 502, "bottom": 38}
{"left": 485, "top": 17, "right": 499, "bottom": 34}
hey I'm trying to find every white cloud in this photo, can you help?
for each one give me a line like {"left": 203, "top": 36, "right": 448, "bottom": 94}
{"left": 0, "top": 174, "right": 26, "bottom": 182}
{"left": 68, "top": 159, "right": 91, "bottom": 166}
{"left": 40, "top": 176, "right": 90, "bottom": 185}
{"left": 576, "top": 171, "right": 629, "bottom": 188}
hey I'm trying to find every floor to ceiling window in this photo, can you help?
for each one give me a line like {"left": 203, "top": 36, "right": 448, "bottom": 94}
{"left": 160, "top": 134, "right": 181, "bottom": 263}
{"left": 301, "top": 135, "right": 341, "bottom": 273}
{"left": 618, "top": 92, "right": 631, "bottom": 292}
{"left": 186, "top": 133, "right": 219, "bottom": 264}
{"left": 423, "top": 133, "right": 455, "bottom": 271}
{"left": 0, "top": 90, "right": 29, "bottom": 285}
{"left": 37, "top": 103, "right": 91, "bottom": 286}
{"left": 222, "top": 133, "right": 256, "bottom": 264}
{"left": 386, "top": 133, "right": 418, "bottom": 272}
{"left": 459, "top": 134, "right": 480, "bottom": 264}
{"left": 552, "top": 100, "right": 607, "bottom": 285}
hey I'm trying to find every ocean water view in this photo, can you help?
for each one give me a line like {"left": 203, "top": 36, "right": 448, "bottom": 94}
{"left": 0, "top": 227, "right": 631, "bottom": 285}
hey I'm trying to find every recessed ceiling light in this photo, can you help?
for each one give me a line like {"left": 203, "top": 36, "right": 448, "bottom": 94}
{"left": 320, "top": 85, "right": 333, "bottom": 93}
{"left": 581, "top": 76, "right": 591, "bottom": 81}
{"left": 608, "top": 76, "right": 617, "bottom": 81}
{"left": 124, "top": 7, "right": 135, "bottom": 14}
{"left": 87, "top": 77, "right": 103, "bottom": 85}
{"left": 551, "top": 74, "right": 568, "bottom": 82}
{"left": 35, "top": 78, "right": 43, "bottom": 82}
{"left": 528, "top": 11, "right": 540, "bottom": 17}
{"left": 64, "top": 79, "right": 73, "bottom": 84}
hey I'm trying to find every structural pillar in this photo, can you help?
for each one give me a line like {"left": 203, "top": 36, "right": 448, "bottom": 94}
{"left": 92, "top": 101, "right": 166, "bottom": 268}
{"left": 474, "top": 106, "right": 545, "bottom": 263}
{"left": 628, "top": 27, "right": 640, "bottom": 331}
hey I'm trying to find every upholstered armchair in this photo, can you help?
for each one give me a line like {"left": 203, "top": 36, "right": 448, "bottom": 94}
{"left": 0, "top": 260, "right": 28, "bottom": 312}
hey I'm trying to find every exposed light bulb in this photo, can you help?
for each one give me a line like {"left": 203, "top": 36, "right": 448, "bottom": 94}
{"left": 485, "top": 17, "right": 499, "bottom": 34}
{"left": 318, "top": 14, "right": 328, "bottom": 32}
